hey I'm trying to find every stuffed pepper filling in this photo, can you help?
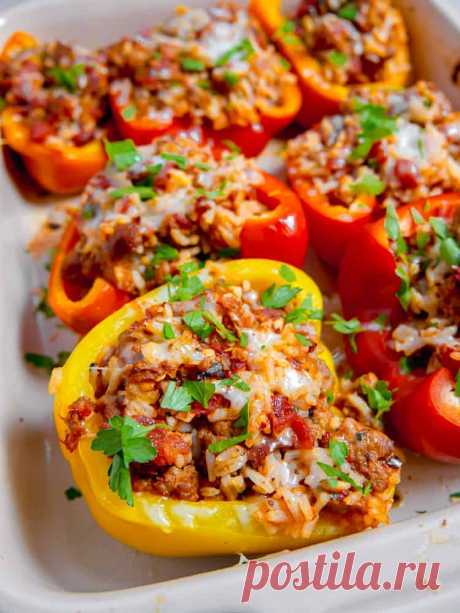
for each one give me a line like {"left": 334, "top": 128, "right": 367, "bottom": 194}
{"left": 291, "top": 0, "right": 403, "bottom": 86}
{"left": 62, "top": 133, "right": 267, "bottom": 296}
{"left": 0, "top": 39, "right": 109, "bottom": 146}
{"left": 287, "top": 82, "right": 460, "bottom": 213}
{"left": 106, "top": 2, "right": 296, "bottom": 130}
{"left": 387, "top": 209, "right": 460, "bottom": 385}
{"left": 65, "top": 271, "right": 401, "bottom": 537}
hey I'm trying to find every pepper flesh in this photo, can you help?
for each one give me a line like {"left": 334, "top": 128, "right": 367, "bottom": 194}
{"left": 48, "top": 172, "right": 308, "bottom": 333}
{"left": 338, "top": 194, "right": 460, "bottom": 462}
{"left": 249, "top": 0, "right": 410, "bottom": 127}
{"left": 289, "top": 174, "right": 376, "bottom": 267}
{"left": 1, "top": 32, "right": 107, "bottom": 195}
{"left": 110, "top": 81, "right": 302, "bottom": 157}
{"left": 48, "top": 221, "right": 131, "bottom": 334}
{"left": 52, "top": 259, "right": 366, "bottom": 557}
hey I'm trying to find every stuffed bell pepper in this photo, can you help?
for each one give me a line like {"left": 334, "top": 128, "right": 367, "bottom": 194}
{"left": 47, "top": 131, "right": 308, "bottom": 334}
{"left": 0, "top": 31, "right": 108, "bottom": 194}
{"left": 104, "top": 2, "right": 301, "bottom": 156}
{"left": 250, "top": 0, "right": 410, "bottom": 127}
{"left": 51, "top": 259, "right": 401, "bottom": 556}
{"left": 339, "top": 194, "right": 460, "bottom": 463}
{"left": 286, "top": 81, "right": 460, "bottom": 266}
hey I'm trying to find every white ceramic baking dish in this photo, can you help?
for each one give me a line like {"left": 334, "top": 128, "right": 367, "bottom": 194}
{"left": 1, "top": 0, "right": 460, "bottom": 610}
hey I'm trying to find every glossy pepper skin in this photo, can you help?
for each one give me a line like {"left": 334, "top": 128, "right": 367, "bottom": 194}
{"left": 110, "top": 80, "right": 302, "bottom": 157}
{"left": 48, "top": 171, "right": 308, "bottom": 334}
{"left": 52, "top": 258, "right": 357, "bottom": 557}
{"left": 249, "top": 0, "right": 410, "bottom": 127}
{"left": 1, "top": 32, "right": 107, "bottom": 195}
{"left": 288, "top": 171, "right": 376, "bottom": 268}
{"left": 338, "top": 194, "right": 460, "bottom": 463}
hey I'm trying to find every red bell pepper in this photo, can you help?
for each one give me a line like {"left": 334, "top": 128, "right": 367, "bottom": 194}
{"left": 289, "top": 175, "right": 376, "bottom": 267}
{"left": 250, "top": 0, "right": 410, "bottom": 127}
{"left": 110, "top": 82, "right": 301, "bottom": 157}
{"left": 48, "top": 171, "right": 307, "bottom": 333}
{"left": 338, "top": 193, "right": 460, "bottom": 462}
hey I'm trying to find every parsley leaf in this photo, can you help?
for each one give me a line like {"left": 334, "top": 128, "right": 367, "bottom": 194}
{"left": 48, "top": 63, "right": 84, "bottom": 92}
{"left": 261, "top": 284, "right": 301, "bottom": 309}
{"left": 239, "top": 331, "right": 249, "bottom": 348}
{"left": 455, "top": 371, "right": 460, "bottom": 398}
{"left": 180, "top": 57, "right": 205, "bottom": 72}
{"left": 326, "top": 313, "right": 362, "bottom": 352}
{"left": 64, "top": 486, "right": 82, "bottom": 500}
{"left": 338, "top": 2, "right": 358, "bottom": 20}
{"left": 395, "top": 265, "right": 411, "bottom": 310}
{"left": 184, "top": 380, "right": 215, "bottom": 408}
{"left": 218, "top": 375, "right": 250, "bottom": 392}
{"left": 279, "top": 264, "right": 296, "bottom": 282}
{"left": 183, "top": 310, "right": 214, "bottom": 339}
{"left": 91, "top": 416, "right": 157, "bottom": 506}
{"left": 295, "top": 333, "right": 312, "bottom": 347}
{"left": 350, "top": 101, "right": 397, "bottom": 161}
{"left": 317, "top": 462, "right": 362, "bottom": 491}
{"left": 361, "top": 379, "right": 393, "bottom": 420}
{"left": 285, "top": 294, "right": 323, "bottom": 323}
{"left": 121, "top": 104, "right": 137, "bottom": 120}
{"left": 215, "top": 38, "right": 255, "bottom": 67}
{"left": 152, "top": 243, "right": 178, "bottom": 265}
{"left": 105, "top": 139, "right": 141, "bottom": 171}
{"left": 25, "top": 351, "right": 69, "bottom": 374}
{"left": 110, "top": 186, "right": 156, "bottom": 201}
{"left": 203, "top": 310, "right": 237, "bottom": 342}
{"left": 162, "top": 322, "right": 175, "bottom": 340}
{"left": 208, "top": 433, "right": 248, "bottom": 454}
{"left": 351, "top": 172, "right": 385, "bottom": 196}
{"left": 160, "top": 152, "right": 188, "bottom": 169}
{"left": 217, "top": 246, "right": 240, "bottom": 259}
{"left": 167, "top": 271, "right": 204, "bottom": 302}
{"left": 328, "top": 50, "right": 348, "bottom": 67}
{"left": 234, "top": 401, "right": 249, "bottom": 429}
{"left": 329, "top": 438, "right": 348, "bottom": 466}
{"left": 223, "top": 71, "right": 240, "bottom": 86}
{"left": 384, "top": 203, "right": 407, "bottom": 256}
{"left": 160, "top": 382, "right": 192, "bottom": 412}
{"left": 35, "top": 288, "right": 54, "bottom": 318}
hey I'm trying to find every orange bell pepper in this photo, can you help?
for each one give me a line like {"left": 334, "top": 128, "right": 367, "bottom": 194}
{"left": 250, "top": 0, "right": 410, "bottom": 127}
{"left": 1, "top": 32, "right": 107, "bottom": 195}
{"left": 48, "top": 221, "right": 131, "bottom": 334}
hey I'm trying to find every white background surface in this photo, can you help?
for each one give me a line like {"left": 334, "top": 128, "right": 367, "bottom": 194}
{"left": 0, "top": 0, "right": 460, "bottom": 611}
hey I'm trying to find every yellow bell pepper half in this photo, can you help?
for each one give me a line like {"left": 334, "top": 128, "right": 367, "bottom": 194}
{"left": 53, "top": 259, "right": 357, "bottom": 557}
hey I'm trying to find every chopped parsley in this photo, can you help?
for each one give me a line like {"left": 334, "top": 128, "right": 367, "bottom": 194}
{"left": 196, "top": 180, "right": 227, "bottom": 200}
{"left": 338, "top": 2, "right": 358, "bottom": 20}
{"left": 429, "top": 216, "right": 460, "bottom": 265}
{"left": 152, "top": 243, "right": 178, "bottom": 265}
{"left": 218, "top": 375, "right": 250, "bottom": 392}
{"left": 180, "top": 57, "right": 206, "bottom": 72}
{"left": 203, "top": 310, "right": 237, "bottom": 342}
{"left": 350, "top": 101, "right": 397, "bottom": 161}
{"left": 208, "top": 433, "right": 248, "bottom": 453}
{"left": 450, "top": 491, "right": 460, "bottom": 500}
{"left": 25, "top": 350, "right": 70, "bottom": 374}
{"left": 329, "top": 438, "right": 348, "bottom": 465}
{"left": 279, "top": 264, "right": 296, "bottom": 283}
{"left": 121, "top": 104, "right": 137, "bottom": 121}
{"left": 105, "top": 139, "right": 141, "bottom": 171}
{"left": 395, "top": 265, "right": 411, "bottom": 310}
{"left": 261, "top": 284, "right": 301, "bottom": 309}
{"left": 285, "top": 294, "right": 323, "bottom": 323}
{"left": 360, "top": 379, "right": 393, "bottom": 420}
{"left": 91, "top": 416, "right": 157, "bottom": 506}
{"left": 167, "top": 270, "right": 204, "bottom": 302}
{"left": 455, "top": 371, "right": 460, "bottom": 398}
{"left": 184, "top": 380, "right": 215, "bottom": 408}
{"left": 223, "top": 71, "right": 240, "bottom": 86}
{"left": 295, "top": 333, "right": 312, "bottom": 347}
{"left": 222, "top": 140, "right": 241, "bottom": 155}
{"left": 160, "top": 382, "right": 192, "bottom": 412}
{"left": 48, "top": 63, "right": 84, "bottom": 92}
{"left": 109, "top": 186, "right": 156, "bottom": 201}
{"left": 318, "top": 439, "right": 371, "bottom": 494}
{"left": 275, "top": 20, "right": 300, "bottom": 46}
{"left": 81, "top": 202, "right": 97, "bottom": 220}
{"left": 239, "top": 331, "right": 249, "bottom": 348}
{"left": 183, "top": 310, "right": 214, "bottom": 339}
{"left": 217, "top": 246, "right": 240, "bottom": 259}
{"left": 328, "top": 50, "right": 348, "bottom": 67}
{"left": 65, "top": 486, "right": 82, "bottom": 501}
{"left": 215, "top": 38, "right": 255, "bottom": 67}
{"left": 162, "top": 322, "right": 176, "bottom": 340}
{"left": 234, "top": 401, "right": 249, "bottom": 429}
{"left": 326, "top": 314, "right": 362, "bottom": 352}
{"left": 35, "top": 288, "right": 54, "bottom": 318}
{"left": 160, "top": 152, "right": 188, "bottom": 170}
{"left": 351, "top": 172, "right": 385, "bottom": 196}
{"left": 384, "top": 203, "right": 407, "bottom": 256}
